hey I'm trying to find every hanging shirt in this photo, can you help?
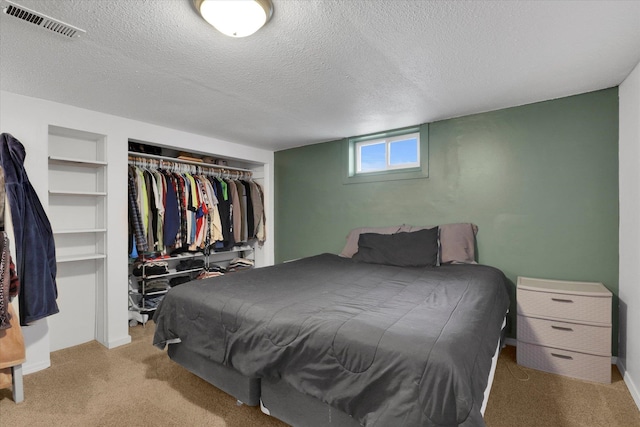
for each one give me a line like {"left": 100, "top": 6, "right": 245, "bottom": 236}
{"left": 128, "top": 166, "right": 148, "bottom": 254}
{"left": 241, "top": 180, "right": 255, "bottom": 240}
{"left": 225, "top": 179, "right": 242, "bottom": 245}
{"left": 234, "top": 180, "right": 248, "bottom": 243}
{"left": 213, "top": 178, "right": 233, "bottom": 248}
{"left": 251, "top": 181, "right": 267, "bottom": 244}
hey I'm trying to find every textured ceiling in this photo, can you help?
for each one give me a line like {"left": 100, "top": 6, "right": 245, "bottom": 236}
{"left": 1, "top": 0, "right": 639, "bottom": 151}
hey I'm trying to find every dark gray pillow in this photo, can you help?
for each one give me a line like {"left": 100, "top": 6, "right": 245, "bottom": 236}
{"left": 353, "top": 228, "right": 439, "bottom": 267}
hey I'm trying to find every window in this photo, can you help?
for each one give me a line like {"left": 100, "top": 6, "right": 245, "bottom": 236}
{"left": 356, "top": 132, "right": 420, "bottom": 174}
{"left": 343, "top": 124, "right": 428, "bottom": 184}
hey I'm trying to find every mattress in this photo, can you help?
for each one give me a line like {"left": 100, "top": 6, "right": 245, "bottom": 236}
{"left": 154, "top": 253, "right": 510, "bottom": 426}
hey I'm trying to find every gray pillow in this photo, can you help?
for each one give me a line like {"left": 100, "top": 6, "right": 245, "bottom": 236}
{"left": 401, "top": 223, "right": 478, "bottom": 264}
{"left": 439, "top": 223, "right": 478, "bottom": 264}
{"left": 353, "top": 228, "right": 439, "bottom": 267}
{"left": 339, "top": 225, "right": 404, "bottom": 258}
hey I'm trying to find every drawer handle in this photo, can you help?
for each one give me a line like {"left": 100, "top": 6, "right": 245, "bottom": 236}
{"left": 551, "top": 325, "right": 573, "bottom": 332}
{"left": 551, "top": 298, "right": 574, "bottom": 303}
{"left": 550, "top": 353, "right": 573, "bottom": 360}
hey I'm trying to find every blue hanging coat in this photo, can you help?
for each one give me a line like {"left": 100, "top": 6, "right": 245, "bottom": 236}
{"left": 0, "top": 133, "right": 59, "bottom": 325}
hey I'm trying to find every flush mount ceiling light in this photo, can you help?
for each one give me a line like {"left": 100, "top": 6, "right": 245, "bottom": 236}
{"left": 193, "top": 0, "right": 273, "bottom": 38}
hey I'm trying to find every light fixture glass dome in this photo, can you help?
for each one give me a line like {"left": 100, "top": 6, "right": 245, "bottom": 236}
{"left": 194, "top": 0, "right": 273, "bottom": 38}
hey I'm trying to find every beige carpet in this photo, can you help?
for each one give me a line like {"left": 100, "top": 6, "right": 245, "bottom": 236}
{"left": 0, "top": 325, "right": 638, "bottom": 426}
{"left": 0, "top": 325, "right": 286, "bottom": 427}
{"left": 484, "top": 346, "right": 640, "bottom": 427}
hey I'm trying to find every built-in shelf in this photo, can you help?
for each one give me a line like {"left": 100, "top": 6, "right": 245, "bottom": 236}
{"left": 53, "top": 228, "right": 107, "bottom": 235}
{"left": 129, "top": 288, "right": 167, "bottom": 297}
{"left": 48, "top": 156, "right": 107, "bottom": 166}
{"left": 48, "top": 124, "right": 108, "bottom": 351}
{"left": 49, "top": 190, "right": 107, "bottom": 196}
{"left": 225, "top": 245, "right": 254, "bottom": 253}
{"left": 57, "top": 253, "right": 107, "bottom": 263}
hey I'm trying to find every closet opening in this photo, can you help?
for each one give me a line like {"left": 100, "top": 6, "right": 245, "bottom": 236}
{"left": 127, "top": 140, "right": 267, "bottom": 325}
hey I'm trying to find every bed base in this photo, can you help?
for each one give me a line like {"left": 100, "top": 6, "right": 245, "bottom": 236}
{"left": 167, "top": 343, "right": 260, "bottom": 406}
{"left": 167, "top": 319, "right": 507, "bottom": 426}
{"left": 259, "top": 332, "right": 504, "bottom": 427}
{"left": 261, "top": 377, "right": 360, "bottom": 427}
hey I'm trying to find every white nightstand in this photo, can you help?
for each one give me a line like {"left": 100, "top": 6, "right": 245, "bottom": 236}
{"left": 516, "top": 276, "right": 612, "bottom": 384}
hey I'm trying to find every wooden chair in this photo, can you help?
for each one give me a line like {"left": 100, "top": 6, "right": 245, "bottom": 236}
{"left": 0, "top": 304, "right": 25, "bottom": 403}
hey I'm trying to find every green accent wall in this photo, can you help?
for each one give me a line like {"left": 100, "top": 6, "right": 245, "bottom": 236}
{"left": 275, "top": 88, "right": 619, "bottom": 353}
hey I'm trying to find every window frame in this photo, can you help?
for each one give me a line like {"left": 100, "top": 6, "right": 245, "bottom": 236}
{"left": 343, "top": 124, "right": 429, "bottom": 184}
{"left": 355, "top": 131, "right": 421, "bottom": 174}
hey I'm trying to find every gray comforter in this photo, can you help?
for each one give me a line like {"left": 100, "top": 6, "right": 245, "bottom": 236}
{"left": 153, "top": 253, "right": 510, "bottom": 427}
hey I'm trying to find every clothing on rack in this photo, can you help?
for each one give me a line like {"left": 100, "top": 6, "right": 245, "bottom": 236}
{"left": 208, "top": 264, "right": 225, "bottom": 273}
{"left": 0, "top": 133, "right": 59, "bottom": 326}
{"left": 226, "top": 257, "right": 254, "bottom": 272}
{"left": 176, "top": 258, "right": 205, "bottom": 271}
{"left": 128, "top": 166, "right": 148, "bottom": 253}
{"left": 197, "top": 270, "right": 224, "bottom": 279}
{"left": 140, "top": 278, "right": 169, "bottom": 293}
{"left": 247, "top": 179, "right": 266, "bottom": 243}
{"left": 235, "top": 181, "right": 248, "bottom": 243}
{"left": 141, "top": 294, "right": 164, "bottom": 309}
{"left": 169, "top": 275, "right": 196, "bottom": 287}
{"left": 131, "top": 261, "right": 169, "bottom": 277}
{"left": 127, "top": 155, "right": 266, "bottom": 258}
{"left": 227, "top": 180, "right": 242, "bottom": 244}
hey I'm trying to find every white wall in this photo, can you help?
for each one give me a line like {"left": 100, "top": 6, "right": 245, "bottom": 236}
{"left": 619, "top": 60, "right": 640, "bottom": 410}
{"left": 0, "top": 90, "right": 275, "bottom": 374}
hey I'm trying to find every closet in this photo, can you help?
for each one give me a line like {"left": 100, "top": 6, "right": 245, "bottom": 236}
{"left": 127, "top": 147, "right": 264, "bottom": 325}
{"left": 47, "top": 125, "right": 107, "bottom": 351}
{"left": 1, "top": 92, "right": 274, "bottom": 370}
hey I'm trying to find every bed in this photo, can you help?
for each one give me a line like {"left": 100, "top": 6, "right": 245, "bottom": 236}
{"left": 153, "top": 225, "right": 510, "bottom": 427}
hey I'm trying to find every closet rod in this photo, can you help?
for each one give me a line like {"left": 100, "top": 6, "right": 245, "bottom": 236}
{"left": 127, "top": 151, "right": 252, "bottom": 173}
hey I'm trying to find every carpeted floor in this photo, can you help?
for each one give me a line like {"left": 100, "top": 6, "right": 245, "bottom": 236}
{"left": 0, "top": 325, "right": 286, "bottom": 427}
{"left": 484, "top": 346, "right": 640, "bottom": 427}
{"left": 1, "top": 325, "right": 638, "bottom": 426}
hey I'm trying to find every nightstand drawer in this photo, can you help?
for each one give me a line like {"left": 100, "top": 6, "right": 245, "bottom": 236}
{"left": 517, "top": 315, "right": 610, "bottom": 355}
{"left": 517, "top": 288, "right": 610, "bottom": 324}
{"left": 517, "top": 342, "right": 610, "bottom": 384}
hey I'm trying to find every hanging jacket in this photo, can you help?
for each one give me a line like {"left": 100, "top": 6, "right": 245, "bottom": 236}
{"left": 0, "top": 133, "right": 59, "bottom": 325}
{"left": 162, "top": 172, "right": 180, "bottom": 248}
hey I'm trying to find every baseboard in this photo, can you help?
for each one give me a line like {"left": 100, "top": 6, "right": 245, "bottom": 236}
{"left": 505, "top": 339, "right": 617, "bottom": 365}
{"left": 22, "top": 359, "right": 50, "bottom": 375}
{"left": 105, "top": 335, "right": 132, "bottom": 349}
{"left": 618, "top": 359, "right": 640, "bottom": 411}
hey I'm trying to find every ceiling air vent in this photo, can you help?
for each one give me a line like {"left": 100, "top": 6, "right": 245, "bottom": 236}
{"left": 2, "top": 0, "right": 85, "bottom": 38}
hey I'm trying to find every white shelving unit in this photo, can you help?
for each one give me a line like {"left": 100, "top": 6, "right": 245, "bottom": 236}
{"left": 128, "top": 245, "right": 255, "bottom": 326}
{"left": 47, "top": 125, "right": 108, "bottom": 351}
